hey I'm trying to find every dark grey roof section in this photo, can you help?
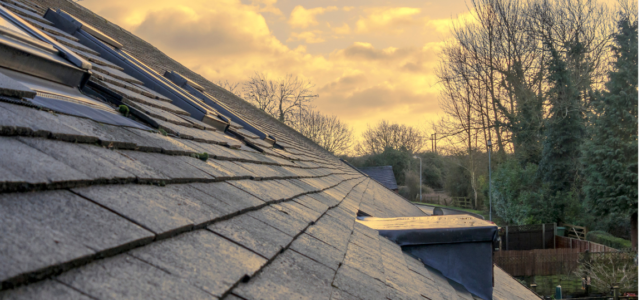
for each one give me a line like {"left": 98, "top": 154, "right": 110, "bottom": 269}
{"left": 359, "top": 165, "right": 398, "bottom": 190}
{"left": 0, "top": 0, "right": 540, "bottom": 299}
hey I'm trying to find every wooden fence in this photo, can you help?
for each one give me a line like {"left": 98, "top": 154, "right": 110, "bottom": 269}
{"left": 452, "top": 197, "right": 472, "bottom": 209}
{"left": 560, "top": 222, "right": 587, "bottom": 240}
{"left": 555, "top": 236, "right": 618, "bottom": 252}
{"left": 500, "top": 223, "right": 556, "bottom": 251}
{"left": 494, "top": 248, "right": 582, "bottom": 276}
{"left": 495, "top": 239, "right": 620, "bottom": 277}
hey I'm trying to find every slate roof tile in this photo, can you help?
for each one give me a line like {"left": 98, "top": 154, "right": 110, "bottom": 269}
{"left": 0, "top": 136, "right": 90, "bottom": 191}
{"left": 0, "top": 280, "right": 92, "bottom": 300}
{"left": 208, "top": 213, "right": 292, "bottom": 259}
{"left": 0, "top": 102, "right": 97, "bottom": 143}
{"left": 118, "top": 151, "right": 213, "bottom": 183}
{"left": 289, "top": 233, "right": 345, "bottom": 271}
{"left": 129, "top": 230, "right": 266, "bottom": 298}
{"left": 228, "top": 180, "right": 286, "bottom": 202}
{"left": 272, "top": 200, "right": 321, "bottom": 224}
{"left": 74, "top": 143, "right": 168, "bottom": 183}
{"left": 0, "top": 212, "right": 94, "bottom": 288}
{"left": 247, "top": 205, "right": 308, "bottom": 237}
{"left": 189, "top": 182, "right": 265, "bottom": 214}
{"left": 305, "top": 214, "right": 352, "bottom": 253}
{"left": 293, "top": 194, "right": 330, "bottom": 213}
{"left": 71, "top": 185, "right": 197, "bottom": 238}
{"left": 330, "top": 288, "right": 362, "bottom": 300}
{"left": 17, "top": 137, "right": 137, "bottom": 183}
{"left": 0, "top": 189, "right": 153, "bottom": 252}
{"left": 232, "top": 250, "right": 335, "bottom": 300}
{"left": 332, "top": 265, "right": 388, "bottom": 300}
{"left": 342, "top": 242, "right": 386, "bottom": 283}
{"left": 57, "top": 254, "right": 216, "bottom": 300}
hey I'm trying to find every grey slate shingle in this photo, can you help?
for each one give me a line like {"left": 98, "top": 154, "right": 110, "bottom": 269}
{"left": 233, "top": 250, "right": 335, "bottom": 300}
{"left": 208, "top": 214, "right": 292, "bottom": 259}
{"left": 58, "top": 254, "right": 216, "bottom": 300}
{"left": 128, "top": 230, "right": 266, "bottom": 298}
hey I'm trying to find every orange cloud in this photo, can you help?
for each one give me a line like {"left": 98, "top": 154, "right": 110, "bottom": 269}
{"left": 288, "top": 6, "right": 338, "bottom": 29}
{"left": 287, "top": 31, "right": 325, "bottom": 43}
{"left": 331, "top": 23, "right": 351, "bottom": 35}
{"left": 356, "top": 7, "right": 421, "bottom": 33}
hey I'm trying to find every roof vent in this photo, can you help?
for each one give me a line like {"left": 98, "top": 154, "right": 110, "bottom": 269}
{"left": 358, "top": 215, "right": 498, "bottom": 300}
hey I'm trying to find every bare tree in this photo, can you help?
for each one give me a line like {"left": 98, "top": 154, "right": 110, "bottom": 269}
{"left": 435, "top": 0, "right": 616, "bottom": 164}
{"left": 355, "top": 121, "right": 424, "bottom": 155}
{"left": 242, "top": 73, "right": 317, "bottom": 125}
{"left": 216, "top": 80, "right": 242, "bottom": 98}
{"left": 296, "top": 110, "right": 354, "bottom": 155}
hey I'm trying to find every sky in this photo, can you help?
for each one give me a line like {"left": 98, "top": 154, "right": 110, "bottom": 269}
{"left": 78, "top": 0, "right": 472, "bottom": 139}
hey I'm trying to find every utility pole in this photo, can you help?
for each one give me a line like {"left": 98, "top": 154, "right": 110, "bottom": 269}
{"left": 413, "top": 155, "right": 422, "bottom": 202}
{"left": 487, "top": 139, "right": 492, "bottom": 222}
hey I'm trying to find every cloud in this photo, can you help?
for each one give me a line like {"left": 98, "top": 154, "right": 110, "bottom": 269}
{"left": 356, "top": 7, "right": 421, "bottom": 33}
{"left": 287, "top": 31, "right": 325, "bottom": 43}
{"left": 331, "top": 23, "right": 351, "bottom": 35}
{"left": 288, "top": 6, "right": 338, "bottom": 29}
{"left": 425, "top": 11, "right": 476, "bottom": 34}
{"left": 336, "top": 42, "right": 416, "bottom": 61}
{"left": 342, "top": 6, "right": 354, "bottom": 12}
{"left": 249, "top": 0, "right": 283, "bottom": 16}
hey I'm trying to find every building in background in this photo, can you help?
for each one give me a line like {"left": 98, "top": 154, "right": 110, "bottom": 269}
{"left": 360, "top": 165, "right": 399, "bottom": 193}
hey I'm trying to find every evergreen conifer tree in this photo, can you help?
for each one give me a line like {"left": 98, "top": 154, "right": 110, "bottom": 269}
{"left": 538, "top": 39, "right": 585, "bottom": 222}
{"left": 582, "top": 16, "right": 638, "bottom": 245}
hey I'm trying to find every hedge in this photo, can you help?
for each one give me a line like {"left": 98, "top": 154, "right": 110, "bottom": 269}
{"left": 586, "top": 230, "right": 632, "bottom": 249}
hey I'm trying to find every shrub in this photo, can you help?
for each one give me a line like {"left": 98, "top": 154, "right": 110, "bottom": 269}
{"left": 587, "top": 231, "right": 632, "bottom": 249}
{"left": 398, "top": 186, "right": 410, "bottom": 200}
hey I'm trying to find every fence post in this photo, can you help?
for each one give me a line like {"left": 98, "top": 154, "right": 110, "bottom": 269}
{"left": 543, "top": 224, "right": 546, "bottom": 249}
{"left": 506, "top": 226, "right": 509, "bottom": 251}
{"left": 554, "top": 222, "right": 557, "bottom": 249}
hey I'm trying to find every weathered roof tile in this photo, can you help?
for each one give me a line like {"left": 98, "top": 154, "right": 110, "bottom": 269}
{"left": 208, "top": 213, "right": 292, "bottom": 259}
{"left": 190, "top": 182, "right": 266, "bottom": 214}
{"left": 57, "top": 254, "right": 216, "bottom": 300}
{"left": 233, "top": 250, "right": 335, "bottom": 300}
{"left": 332, "top": 265, "right": 387, "bottom": 300}
{"left": 0, "top": 279, "right": 92, "bottom": 300}
{"left": 71, "top": 185, "right": 196, "bottom": 238}
{"left": 129, "top": 230, "right": 266, "bottom": 297}
{"left": 0, "top": 137, "right": 90, "bottom": 191}
{"left": 289, "top": 233, "right": 344, "bottom": 271}
{"left": 247, "top": 205, "right": 308, "bottom": 237}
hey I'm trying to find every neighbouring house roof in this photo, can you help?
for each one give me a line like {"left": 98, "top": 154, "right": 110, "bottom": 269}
{"left": 0, "top": 1, "right": 538, "bottom": 299}
{"left": 360, "top": 165, "right": 399, "bottom": 190}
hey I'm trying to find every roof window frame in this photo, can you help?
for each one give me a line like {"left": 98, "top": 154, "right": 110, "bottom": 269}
{"left": 163, "top": 71, "right": 275, "bottom": 144}
{"left": 0, "top": 6, "right": 91, "bottom": 88}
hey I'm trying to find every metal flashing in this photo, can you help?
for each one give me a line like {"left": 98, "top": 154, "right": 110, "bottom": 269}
{"left": 163, "top": 70, "right": 273, "bottom": 143}
{"left": 0, "top": 9, "right": 90, "bottom": 88}
{"left": 54, "top": 9, "right": 123, "bottom": 49}
{"left": 0, "top": 6, "right": 91, "bottom": 71}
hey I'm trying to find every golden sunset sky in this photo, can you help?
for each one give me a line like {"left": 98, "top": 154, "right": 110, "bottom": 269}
{"left": 79, "top": 0, "right": 473, "bottom": 138}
